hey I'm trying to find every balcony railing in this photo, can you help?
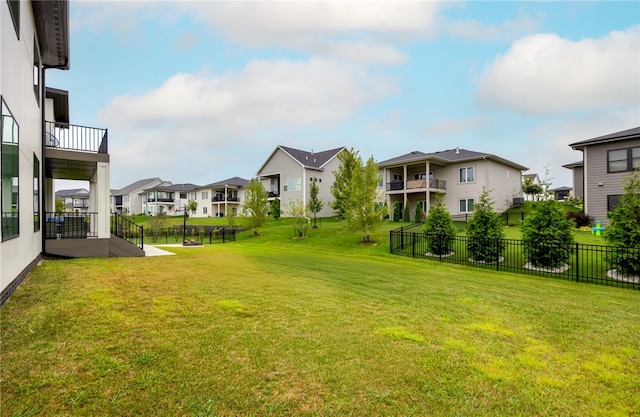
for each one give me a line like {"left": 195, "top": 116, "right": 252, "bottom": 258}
{"left": 147, "top": 198, "right": 174, "bottom": 203}
{"left": 386, "top": 179, "right": 447, "bottom": 191}
{"left": 45, "top": 121, "right": 108, "bottom": 154}
{"left": 212, "top": 196, "right": 239, "bottom": 202}
{"left": 268, "top": 191, "right": 280, "bottom": 198}
{"left": 429, "top": 179, "right": 446, "bottom": 190}
{"left": 44, "top": 212, "right": 97, "bottom": 239}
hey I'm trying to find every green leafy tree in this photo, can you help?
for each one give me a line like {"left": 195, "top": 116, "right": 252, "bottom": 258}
{"left": 604, "top": 171, "right": 640, "bottom": 276}
{"left": 414, "top": 202, "right": 423, "bottom": 223}
{"left": 287, "top": 199, "right": 310, "bottom": 238}
{"left": 148, "top": 212, "right": 168, "bottom": 243}
{"left": 403, "top": 203, "right": 410, "bottom": 222}
{"left": 521, "top": 199, "right": 574, "bottom": 268}
{"left": 271, "top": 197, "right": 281, "bottom": 220}
{"left": 331, "top": 148, "right": 358, "bottom": 220}
{"left": 523, "top": 176, "right": 543, "bottom": 201}
{"left": 226, "top": 205, "right": 235, "bottom": 228}
{"left": 55, "top": 198, "right": 65, "bottom": 214}
{"left": 307, "top": 180, "right": 324, "bottom": 228}
{"left": 466, "top": 188, "right": 505, "bottom": 262}
{"left": 423, "top": 193, "right": 456, "bottom": 255}
{"left": 186, "top": 199, "right": 198, "bottom": 216}
{"left": 344, "top": 155, "right": 387, "bottom": 243}
{"left": 242, "top": 178, "right": 269, "bottom": 236}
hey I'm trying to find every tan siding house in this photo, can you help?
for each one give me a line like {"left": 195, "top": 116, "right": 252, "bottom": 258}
{"left": 378, "top": 148, "right": 527, "bottom": 221}
{"left": 568, "top": 127, "right": 640, "bottom": 225}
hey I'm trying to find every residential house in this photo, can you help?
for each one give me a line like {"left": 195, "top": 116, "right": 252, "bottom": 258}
{"left": 2, "top": 1, "right": 138, "bottom": 307}
{"left": 193, "top": 177, "right": 249, "bottom": 218}
{"left": 256, "top": 146, "right": 345, "bottom": 218}
{"left": 377, "top": 148, "right": 527, "bottom": 221}
{"left": 566, "top": 126, "right": 640, "bottom": 225}
{"left": 562, "top": 161, "right": 584, "bottom": 200}
{"left": 142, "top": 182, "right": 200, "bottom": 216}
{"left": 55, "top": 188, "right": 90, "bottom": 213}
{"left": 549, "top": 186, "right": 573, "bottom": 201}
{"left": 522, "top": 172, "right": 543, "bottom": 201}
{"left": 111, "top": 177, "right": 166, "bottom": 214}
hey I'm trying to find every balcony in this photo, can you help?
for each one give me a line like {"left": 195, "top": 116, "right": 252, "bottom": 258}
{"left": 44, "top": 212, "right": 98, "bottom": 239}
{"left": 147, "top": 198, "right": 174, "bottom": 203}
{"left": 386, "top": 178, "right": 446, "bottom": 191}
{"left": 45, "top": 121, "right": 109, "bottom": 181}
{"left": 212, "top": 196, "right": 239, "bottom": 202}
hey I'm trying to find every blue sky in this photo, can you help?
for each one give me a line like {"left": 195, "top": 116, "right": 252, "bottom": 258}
{"left": 48, "top": 1, "right": 640, "bottom": 191}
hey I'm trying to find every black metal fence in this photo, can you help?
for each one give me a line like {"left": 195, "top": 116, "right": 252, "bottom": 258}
{"left": 45, "top": 212, "right": 98, "bottom": 239}
{"left": 390, "top": 224, "right": 639, "bottom": 290}
{"left": 146, "top": 225, "right": 239, "bottom": 245}
{"left": 111, "top": 213, "right": 144, "bottom": 249}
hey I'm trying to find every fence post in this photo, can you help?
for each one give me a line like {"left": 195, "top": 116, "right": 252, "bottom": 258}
{"left": 496, "top": 238, "right": 500, "bottom": 271}
{"left": 521, "top": 212, "right": 525, "bottom": 222}
{"left": 222, "top": 228, "right": 226, "bottom": 243}
{"left": 412, "top": 232, "right": 416, "bottom": 258}
{"left": 575, "top": 242, "right": 579, "bottom": 282}
{"left": 389, "top": 230, "right": 393, "bottom": 253}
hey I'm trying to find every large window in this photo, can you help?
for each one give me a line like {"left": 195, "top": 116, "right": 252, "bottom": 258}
{"left": 201, "top": 191, "right": 209, "bottom": 200}
{"left": 33, "top": 155, "right": 39, "bottom": 232}
{"left": 459, "top": 166, "right": 475, "bottom": 183}
{"left": 7, "top": 0, "right": 20, "bottom": 38}
{"left": 2, "top": 98, "right": 19, "bottom": 240}
{"left": 607, "top": 195, "right": 621, "bottom": 212}
{"left": 608, "top": 147, "right": 640, "bottom": 173}
{"left": 283, "top": 178, "right": 301, "bottom": 192}
{"left": 459, "top": 198, "right": 475, "bottom": 213}
{"left": 33, "top": 38, "right": 40, "bottom": 105}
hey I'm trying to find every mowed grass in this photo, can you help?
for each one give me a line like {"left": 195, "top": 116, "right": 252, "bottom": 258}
{"left": 1, "top": 220, "right": 639, "bottom": 416}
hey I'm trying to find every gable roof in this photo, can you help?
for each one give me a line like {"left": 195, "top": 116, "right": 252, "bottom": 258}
{"left": 562, "top": 160, "right": 584, "bottom": 169}
{"left": 200, "top": 177, "right": 249, "bottom": 189}
{"left": 257, "top": 145, "right": 345, "bottom": 174}
{"left": 113, "top": 177, "right": 165, "bottom": 195}
{"left": 377, "top": 148, "right": 528, "bottom": 170}
{"left": 55, "top": 188, "right": 89, "bottom": 198}
{"left": 569, "top": 126, "right": 640, "bottom": 149}
{"left": 147, "top": 183, "right": 201, "bottom": 192}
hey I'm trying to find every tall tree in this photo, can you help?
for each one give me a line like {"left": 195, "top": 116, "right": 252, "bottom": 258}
{"left": 242, "top": 178, "right": 269, "bottom": 236}
{"left": 307, "top": 180, "right": 324, "bottom": 228}
{"left": 287, "top": 199, "right": 310, "bottom": 238}
{"left": 345, "top": 155, "right": 386, "bottom": 243}
{"left": 331, "top": 148, "right": 359, "bottom": 220}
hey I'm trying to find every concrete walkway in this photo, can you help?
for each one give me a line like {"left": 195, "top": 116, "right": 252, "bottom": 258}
{"left": 143, "top": 243, "right": 205, "bottom": 257}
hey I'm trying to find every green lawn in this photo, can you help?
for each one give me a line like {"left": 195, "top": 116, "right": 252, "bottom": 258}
{"left": 1, "top": 219, "right": 638, "bottom": 416}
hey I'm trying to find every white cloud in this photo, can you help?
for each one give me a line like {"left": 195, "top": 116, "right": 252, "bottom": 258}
{"left": 476, "top": 26, "right": 640, "bottom": 114}
{"left": 101, "top": 58, "right": 398, "bottom": 186}
{"left": 425, "top": 116, "right": 491, "bottom": 136}
{"left": 441, "top": 13, "right": 541, "bottom": 42}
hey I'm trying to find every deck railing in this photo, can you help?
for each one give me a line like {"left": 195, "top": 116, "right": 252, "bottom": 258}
{"left": 44, "top": 212, "right": 98, "bottom": 239}
{"left": 45, "top": 121, "right": 108, "bottom": 154}
{"left": 111, "top": 213, "right": 144, "bottom": 249}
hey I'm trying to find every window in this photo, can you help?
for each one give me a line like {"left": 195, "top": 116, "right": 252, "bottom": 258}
{"left": 392, "top": 173, "right": 403, "bottom": 181}
{"left": 203, "top": 207, "right": 208, "bottom": 215}
{"left": 180, "top": 192, "right": 187, "bottom": 199}
{"left": 33, "top": 38, "right": 40, "bottom": 105}
{"left": 33, "top": 155, "right": 39, "bottom": 232}
{"left": 607, "top": 195, "right": 622, "bottom": 212}
{"left": 283, "top": 178, "right": 301, "bottom": 192}
{"left": 123, "top": 195, "right": 129, "bottom": 203}
{"left": 201, "top": 191, "right": 209, "bottom": 199}
{"left": 459, "top": 166, "right": 475, "bottom": 183}
{"left": 608, "top": 147, "right": 640, "bottom": 173}
{"left": 414, "top": 173, "right": 426, "bottom": 180}
{"left": 7, "top": 0, "right": 20, "bottom": 38}
{"left": 459, "top": 198, "right": 475, "bottom": 213}
{"left": 190, "top": 192, "right": 197, "bottom": 200}
{"left": 1, "top": 98, "right": 19, "bottom": 240}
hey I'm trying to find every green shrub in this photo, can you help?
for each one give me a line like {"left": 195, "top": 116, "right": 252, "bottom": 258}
{"left": 393, "top": 201, "right": 401, "bottom": 222}
{"left": 604, "top": 171, "right": 640, "bottom": 276}
{"left": 466, "top": 188, "right": 504, "bottom": 262}
{"left": 423, "top": 194, "right": 456, "bottom": 255}
{"left": 403, "top": 204, "right": 410, "bottom": 222}
{"left": 271, "top": 197, "right": 281, "bottom": 220}
{"left": 414, "top": 202, "right": 423, "bottom": 223}
{"left": 521, "top": 200, "right": 575, "bottom": 268}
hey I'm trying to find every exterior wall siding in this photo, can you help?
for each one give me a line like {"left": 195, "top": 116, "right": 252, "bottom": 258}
{"left": 584, "top": 139, "right": 640, "bottom": 225}
{"left": 573, "top": 166, "right": 584, "bottom": 200}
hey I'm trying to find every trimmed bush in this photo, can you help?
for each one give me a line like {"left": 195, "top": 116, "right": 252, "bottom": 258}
{"left": 403, "top": 204, "right": 410, "bottom": 222}
{"left": 604, "top": 171, "right": 640, "bottom": 276}
{"left": 393, "top": 201, "right": 401, "bottom": 222}
{"left": 423, "top": 194, "right": 456, "bottom": 255}
{"left": 466, "top": 188, "right": 504, "bottom": 262}
{"left": 521, "top": 200, "right": 575, "bottom": 268}
{"left": 566, "top": 211, "right": 594, "bottom": 228}
{"left": 414, "top": 202, "right": 423, "bottom": 223}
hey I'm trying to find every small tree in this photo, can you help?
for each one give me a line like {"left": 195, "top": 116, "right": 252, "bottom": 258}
{"left": 186, "top": 200, "right": 198, "bottom": 216}
{"left": 55, "top": 198, "right": 65, "bottom": 214}
{"left": 414, "top": 202, "right": 423, "bottom": 223}
{"left": 287, "top": 199, "right": 310, "bottom": 238}
{"left": 604, "top": 171, "right": 640, "bottom": 276}
{"left": 307, "top": 180, "right": 324, "bottom": 228}
{"left": 393, "top": 201, "right": 401, "bottom": 222}
{"left": 148, "top": 212, "right": 168, "bottom": 243}
{"left": 423, "top": 193, "right": 456, "bottom": 255}
{"left": 331, "top": 148, "right": 358, "bottom": 220}
{"left": 344, "top": 155, "right": 387, "bottom": 243}
{"left": 466, "top": 188, "right": 504, "bottom": 262}
{"left": 271, "top": 197, "right": 281, "bottom": 220}
{"left": 226, "top": 205, "right": 235, "bottom": 228}
{"left": 523, "top": 176, "right": 543, "bottom": 201}
{"left": 402, "top": 203, "right": 410, "bottom": 222}
{"left": 521, "top": 199, "right": 574, "bottom": 268}
{"left": 242, "top": 178, "right": 269, "bottom": 236}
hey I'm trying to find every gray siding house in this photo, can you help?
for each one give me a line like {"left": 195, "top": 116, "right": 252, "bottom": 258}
{"left": 377, "top": 148, "right": 528, "bottom": 221}
{"left": 567, "top": 126, "right": 640, "bottom": 225}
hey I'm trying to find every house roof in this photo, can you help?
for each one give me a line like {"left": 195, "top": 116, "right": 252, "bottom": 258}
{"left": 550, "top": 186, "right": 572, "bottom": 192}
{"left": 377, "top": 148, "right": 528, "bottom": 170}
{"left": 522, "top": 173, "right": 539, "bottom": 180}
{"left": 569, "top": 126, "right": 640, "bottom": 149}
{"left": 112, "top": 177, "right": 165, "bottom": 195}
{"left": 55, "top": 188, "right": 89, "bottom": 198}
{"left": 257, "top": 145, "right": 345, "bottom": 175}
{"left": 32, "top": 1, "right": 70, "bottom": 69}
{"left": 155, "top": 183, "right": 201, "bottom": 192}
{"left": 200, "top": 177, "right": 249, "bottom": 189}
{"left": 45, "top": 88, "right": 69, "bottom": 124}
{"left": 562, "top": 160, "right": 584, "bottom": 169}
